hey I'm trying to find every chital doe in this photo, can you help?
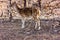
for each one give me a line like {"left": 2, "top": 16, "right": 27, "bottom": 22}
{"left": 11, "top": 2, "right": 41, "bottom": 30}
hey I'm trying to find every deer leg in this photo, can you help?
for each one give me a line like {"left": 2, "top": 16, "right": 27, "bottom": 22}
{"left": 35, "top": 21, "right": 41, "bottom": 30}
{"left": 37, "top": 20, "right": 41, "bottom": 30}
{"left": 21, "top": 19, "right": 25, "bottom": 29}
{"left": 35, "top": 21, "right": 38, "bottom": 29}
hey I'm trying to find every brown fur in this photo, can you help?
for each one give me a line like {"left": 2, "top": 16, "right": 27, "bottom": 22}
{"left": 16, "top": 4, "right": 41, "bottom": 21}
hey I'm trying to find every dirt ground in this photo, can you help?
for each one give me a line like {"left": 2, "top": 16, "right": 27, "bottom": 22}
{"left": 0, "top": 0, "right": 60, "bottom": 40}
{"left": 0, "top": 19, "right": 60, "bottom": 40}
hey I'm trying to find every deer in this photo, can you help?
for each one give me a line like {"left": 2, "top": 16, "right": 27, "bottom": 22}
{"left": 11, "top": 1, "right": 41, "bottom": 30}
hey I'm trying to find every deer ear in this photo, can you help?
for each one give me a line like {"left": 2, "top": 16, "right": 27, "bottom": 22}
{"left": 16, "top": 4, "right": 21, "bottom": 8}
{"left": 11, "top": 2, "right": 16, "bottom": 7}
